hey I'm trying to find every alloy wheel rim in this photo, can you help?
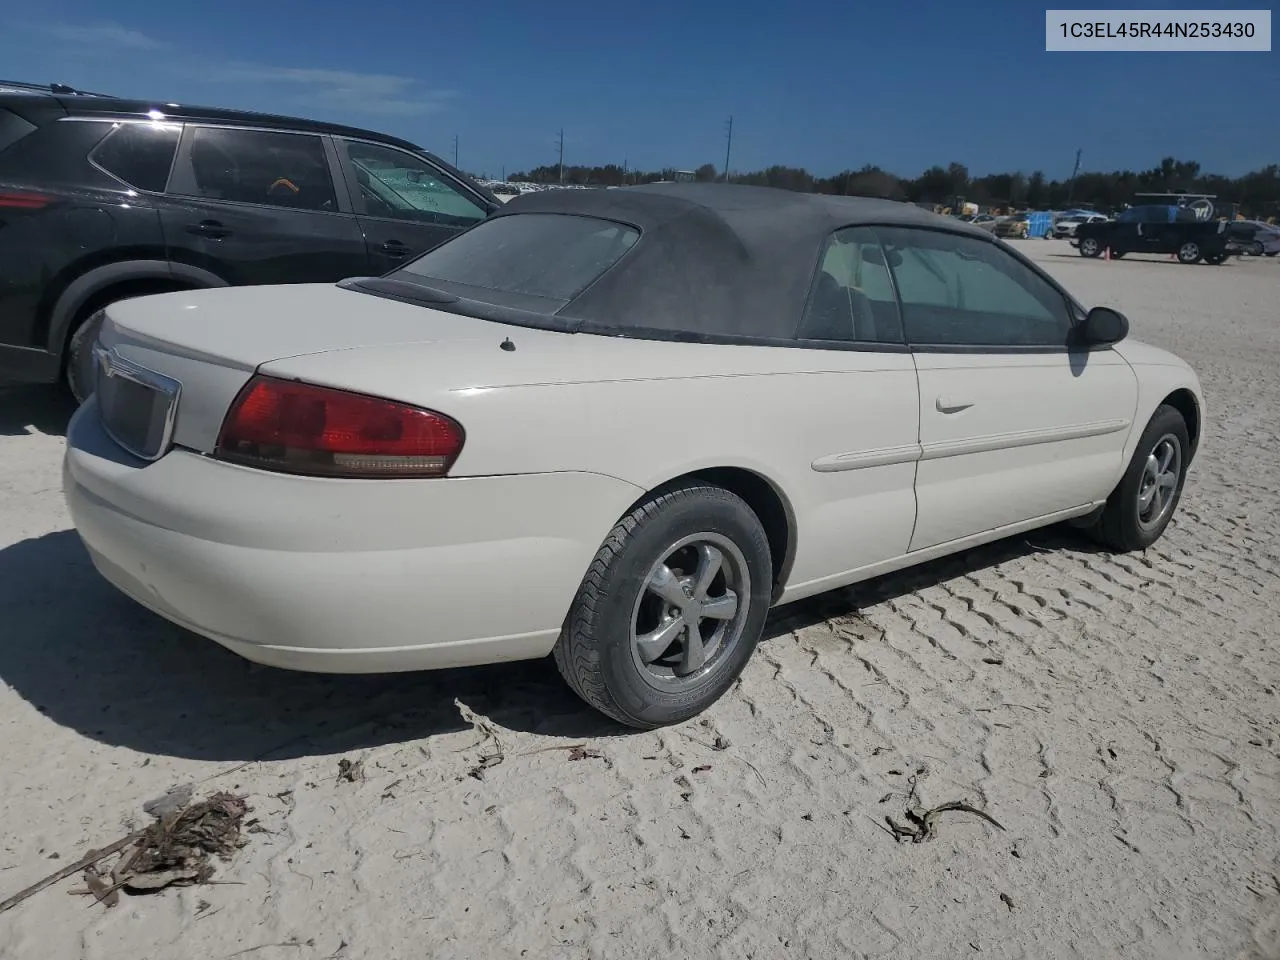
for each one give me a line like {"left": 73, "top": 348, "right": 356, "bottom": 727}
{"left": 1081, "top": 238, "right": 1098, "bottom": 255}
{"left": 1136, "top": 434, "right": 1182, "bottom": 531}
{"left": 1180, "top": 242, "right": 1199, "bottom": 260}
{"left": 629, "top": 533, "right": 751, "bottom": 688}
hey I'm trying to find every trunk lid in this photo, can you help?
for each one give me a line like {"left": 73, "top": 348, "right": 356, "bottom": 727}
{"left": 95, "top": 282, "right": 515, "bottom": 455}
{"left": 101, "top": 282, "right": 498, "bottom": 368}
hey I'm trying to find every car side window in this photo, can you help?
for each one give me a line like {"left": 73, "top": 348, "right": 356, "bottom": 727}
{"left": 876, "top": 227, "right": 1073, "bottom": 348}
{"left": 343, "top": 140, "right": 487, "bottom": 227}
{"left": 798, "top": 226, "right": 904, "bottom": 344}
{"left": 90, "top": 121, "right": 181, "bottom": 193}
{"left": 176, "top": 126, "right": 337, "bottom": 212}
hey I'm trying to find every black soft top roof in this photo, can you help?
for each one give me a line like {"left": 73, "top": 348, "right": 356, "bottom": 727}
{"left": 494, "top": 183, "right": 993, "bottom": 342}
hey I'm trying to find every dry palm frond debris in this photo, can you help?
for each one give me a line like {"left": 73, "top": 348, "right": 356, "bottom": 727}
{"left": 1, "top": 790, "right": 249, "bottom": 914}
{"left": 74, "top": 791, "right": 250, "bottom": 906}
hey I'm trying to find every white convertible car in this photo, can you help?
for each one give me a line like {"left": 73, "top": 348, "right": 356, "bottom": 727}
{"left": 63, "top": 183, "right": 1204, "bottom": 728}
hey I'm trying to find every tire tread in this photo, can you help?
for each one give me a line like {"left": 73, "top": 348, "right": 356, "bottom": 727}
{"left": 1092, "top": 404, "right": 1189, "bottom": 552}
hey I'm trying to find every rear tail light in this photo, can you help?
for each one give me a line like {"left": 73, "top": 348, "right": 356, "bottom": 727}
{"left": 214, "top": 375, "right": 464, "bottom": 479}
{"left": 0, "top": 191, "right": 52, "bottom": 209}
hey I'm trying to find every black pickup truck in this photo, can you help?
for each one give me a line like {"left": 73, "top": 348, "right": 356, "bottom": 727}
{"left": 1073, "top": 204, "right": 1234, "bottom": 264}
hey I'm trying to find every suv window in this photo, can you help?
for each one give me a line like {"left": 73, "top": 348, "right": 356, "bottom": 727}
{"left": 0, "top": 107, "right": 38, "bottom": 157}
{"left": 396, "top": 213, "right": 637, "bottom": 308}
{"left": 876, "top": 227, "right": 1072, "bottom": 347}
{"left": 176, "top": 126, "right": 336, "bottom": 212}
{"left": 799, "top": 226, "right": 903, "bottom": 343}
{"left": 90, "top": 121, "right": 181, "bottom": 192}
{"left": 343, "top": 140, "right": 487, "bottom": 227}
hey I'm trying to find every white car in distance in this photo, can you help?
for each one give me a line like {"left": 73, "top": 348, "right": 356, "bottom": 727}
{"left": 1053, "top": 212, "right": 1109, "bottom": 239}
{"left": 64, "top": 184, "right": 1204, "bottom": 728}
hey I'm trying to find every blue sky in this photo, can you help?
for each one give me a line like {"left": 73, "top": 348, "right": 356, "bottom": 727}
{"left": 3, "top": 0, "right": 1275, "bottom": 180}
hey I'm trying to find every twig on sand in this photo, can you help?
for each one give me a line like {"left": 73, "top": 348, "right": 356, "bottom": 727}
{"left": 885, "top": 800, "right": 1006, "bottom": 843}
{"left": 456, "top": 699, "right": 506, "bottom": 780}
{"left": 675, "top": 729, "right": 767, "bottom": 786}
{"left": 224, "top": 940, "right": 308, "bottom": 959}
{"left": 0, "top": 832, "right": 143, "bottom": 915}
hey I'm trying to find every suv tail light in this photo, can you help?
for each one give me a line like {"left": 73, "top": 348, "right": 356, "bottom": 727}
{"left": 0, "top": 191, "right": 52, "bottom": 209}
{"left": 215, "top": 376, "right": 464, "bottom": 479}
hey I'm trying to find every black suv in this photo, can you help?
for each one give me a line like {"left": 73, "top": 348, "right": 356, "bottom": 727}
{"left": 0, "top": 83, "right": 500, "bottom": 400}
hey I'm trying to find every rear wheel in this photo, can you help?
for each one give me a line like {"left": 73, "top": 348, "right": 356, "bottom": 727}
{"left": 553, "top": 481, "right": 773, "bottom": 729}
{"left": 1091, "top": 404, "right": 1190, "bottom": 552}
{"left": 62, "top": 283, "right": 197, "bottom": 404}
{"left": 65, "top": 310, "right": 106, "bottom": 405}
{"left": 1079, "top": 237, "right": 1102, "bottom": 258}
{"left": 1177, "top": 241, "right": 1202, "bottom": 264}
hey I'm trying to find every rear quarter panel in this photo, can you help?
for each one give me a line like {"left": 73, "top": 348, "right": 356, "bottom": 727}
{"left": 262, "top": 335, "right": 924, "bottom": 592}
{"left": 0, "top": 118, "right": 169, "bottom": 350}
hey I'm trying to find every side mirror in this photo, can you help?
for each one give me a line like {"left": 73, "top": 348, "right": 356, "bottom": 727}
{"left": 1081, "top": 305, "right": 1129, "bottom": 345}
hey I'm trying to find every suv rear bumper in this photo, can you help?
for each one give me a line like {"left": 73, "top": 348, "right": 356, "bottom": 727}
{"left": 0, "top": 342, "right": 58, "bottom": 385}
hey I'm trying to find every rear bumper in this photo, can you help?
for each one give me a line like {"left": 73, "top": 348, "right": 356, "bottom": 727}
{"left": 0, "top": 342, "right": 59, "bottom": 385}
{"left": 63, "top": 400, "right": 643, "bottom": 673}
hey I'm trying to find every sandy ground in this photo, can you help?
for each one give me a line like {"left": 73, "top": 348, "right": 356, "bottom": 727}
{"left": 1, "top": 244, "right": 1278, "bottom": 960}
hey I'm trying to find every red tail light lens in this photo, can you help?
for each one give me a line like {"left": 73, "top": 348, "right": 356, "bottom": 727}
{"left": 215, "top": 376, "right": 464, "bottom": 479}
{"left": 0, "top": 191, "right": 52, "bottom": 209}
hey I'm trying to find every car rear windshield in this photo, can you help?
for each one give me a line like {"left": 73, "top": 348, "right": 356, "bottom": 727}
{"left": 393, "top": 213, "right": 639, "bottom": 311}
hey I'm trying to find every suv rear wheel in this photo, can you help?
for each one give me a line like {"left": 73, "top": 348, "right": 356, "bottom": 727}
{"left": 65, "top": 309, "right": 105, "bottom": 404}
{"left": 62, "top": 281, "right": 196, "bottom": 404}
{"left": 1176, "top": 241, "right": 1202, "bottom": 264}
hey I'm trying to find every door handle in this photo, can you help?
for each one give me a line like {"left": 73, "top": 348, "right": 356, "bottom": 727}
{"left": 380, "top": 239, "right": 410, "bottom": 258}
{"left": 187, "top": 220, "right": 231, "bottom": 239}
{"left": 936, "top": 395, "right": 973, "bottom": 413}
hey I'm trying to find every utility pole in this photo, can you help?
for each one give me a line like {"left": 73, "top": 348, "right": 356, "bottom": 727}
{"left": 1066, "top": 148, "right": 1082, "bottom": 204}
{"left": 557, "top": 128, "right": 565, "bottom": 184}
{"left": 452, "top": 134, "right": 458, "bottom": 168}
{"left": 723, "top": 115, "right": 734, "bottom": 182}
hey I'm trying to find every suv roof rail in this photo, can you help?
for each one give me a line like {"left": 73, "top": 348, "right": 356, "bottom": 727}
{"left": 0, "top": 79, "right": 114, "bottom": 98}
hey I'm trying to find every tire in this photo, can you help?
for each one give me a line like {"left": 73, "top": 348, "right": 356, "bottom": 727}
{"left": 1246, "top": 241, "right": 1263, "bottom": 257}
{"left": 553, "top": 481, "right": 773, "bottom": 729}
{"left": 1176, "top": 241, "right": 1202, "bottom": 264}
{"left": 1266, "top": 251, "right": 1277, "bottom": 257}
{"left": 1091, "top": 404, "right": 1191, "bottom": 552}
{"left": 1110, "top": 249, "right": 1126, "bottom": 259}
{"left": 65, "top": 309, "right": 106, "bottom": 405}
{"left": 1079, "top": 236, "right": 1102, "bottom": 258}
{"left": 1203, "top": 252, "right": 1227, "bottom": 265}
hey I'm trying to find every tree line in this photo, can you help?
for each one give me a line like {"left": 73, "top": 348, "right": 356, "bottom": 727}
{"left": 500, "top": 157, "right": 1280, "bottom": 215}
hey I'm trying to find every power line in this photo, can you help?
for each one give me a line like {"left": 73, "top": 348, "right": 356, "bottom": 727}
{"left": 1066, "top": 148, "right": 1082, "bottom": 203}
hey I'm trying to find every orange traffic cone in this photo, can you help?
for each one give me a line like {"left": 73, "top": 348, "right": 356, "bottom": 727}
{"left": 1104, "top": 246, "right": 1111, "bottom": 261}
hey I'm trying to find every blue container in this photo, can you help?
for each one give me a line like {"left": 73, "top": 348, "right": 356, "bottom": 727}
{"left": 1025, "top": 212, "right": 1053, "bottom": 238}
